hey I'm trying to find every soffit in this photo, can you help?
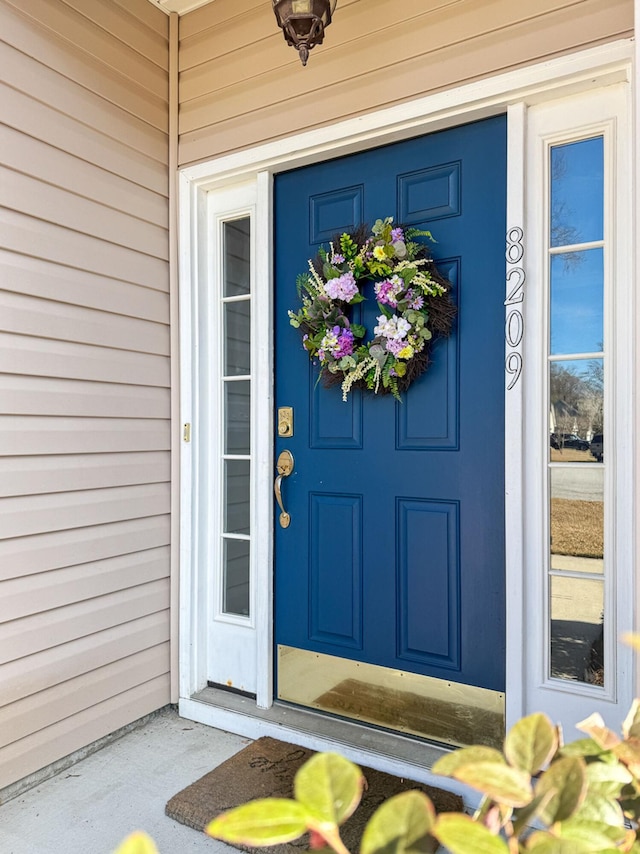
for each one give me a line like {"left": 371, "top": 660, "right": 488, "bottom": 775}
{"left": 145, "top": 0, "right": 216, "bottom": 15}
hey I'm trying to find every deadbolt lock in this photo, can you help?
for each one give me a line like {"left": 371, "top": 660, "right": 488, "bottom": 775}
{"left": 278, "top": 406, "right": 294, "bottom": 438}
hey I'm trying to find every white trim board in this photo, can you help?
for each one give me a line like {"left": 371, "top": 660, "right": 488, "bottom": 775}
{"left": 178, "top": 40, "right": 635, "bottom": 766}
{"left": 179, "top": 696, "right": 480, "bottom": 809}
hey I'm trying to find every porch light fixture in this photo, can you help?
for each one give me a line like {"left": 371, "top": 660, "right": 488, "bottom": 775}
{"left": 272, "top": 0, "right": 337, "bottom": 67}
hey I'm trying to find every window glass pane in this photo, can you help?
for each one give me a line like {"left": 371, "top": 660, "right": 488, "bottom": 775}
{"left": 225, "top": 381, "right": 251, "bottom": 454}
{"left": 224, "top": 218, "right": 251, "bottom": 297}
{"left": 225, "top": 300, "right": 251, "bottom": 376}
{"left": 223, "top": 538, "right": 250, "bottom": 617}
{"left": 550, "top": 359, "right": 603, "bottom": 463}
{"left": 550, "top": 137, "right": 603, "bottom": 248}
{"left": 550, "top": 576, "right": 604, "bottom": 685}
{"left": 550, "top": 249, "right": 603, "bottom": 355}
{"left": 550, "top": 467, "right": 603, "bottom": 574}
{"left": 225, "top": 460, "right": 250, "bottom": 535}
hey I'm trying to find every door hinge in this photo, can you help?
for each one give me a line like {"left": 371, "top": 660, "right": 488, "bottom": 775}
{"left": 183, "top": 423, "right": 191, "bottom": 443}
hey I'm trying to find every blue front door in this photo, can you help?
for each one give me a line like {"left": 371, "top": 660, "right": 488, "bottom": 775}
{"left": 274, "top": 116, "right": 507, "bottom": 698}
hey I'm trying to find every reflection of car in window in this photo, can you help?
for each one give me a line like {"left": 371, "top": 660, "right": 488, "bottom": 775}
{"left": 550, "top": 432, "right": 590, "bottom": 451}
{"left": 590, "top": 433, "right": 603, "bottom": 462}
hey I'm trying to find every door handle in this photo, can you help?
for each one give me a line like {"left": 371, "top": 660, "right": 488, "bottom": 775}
{"left": 274, "top": 450, "right": 294, "bottom": 529}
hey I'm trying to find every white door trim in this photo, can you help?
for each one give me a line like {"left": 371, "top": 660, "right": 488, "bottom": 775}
{"left": 178, "top": 40, "right": 634, "bottom": 740}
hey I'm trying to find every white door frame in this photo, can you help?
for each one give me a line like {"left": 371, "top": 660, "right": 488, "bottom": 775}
{"left": 178, "top": 40, "right": 635, "bottom": 754}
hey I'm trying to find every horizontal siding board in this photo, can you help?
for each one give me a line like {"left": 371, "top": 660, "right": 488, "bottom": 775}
{"left": 110, "top": 0, "right": 169, "bottom": 38}
{"left": 0, "top": 125, "right": 168, "bottom": 230}
{"left": 0, "top": 376, "right": 170, "bottom": 420}
{"left": 0, "top": 167, "right": 169, "bottom": 261}
{"left": 0, "top": 675, "right": 171, "bottom": 790}
{"left": 0, "top": 579, "right": 171, "bottom": 664}
{"left": 0, "top": 452, "right": 171, "bottom": 498}
{"left": 0, "top": 83, "right": 167, "bottom": 195}
{"left": 178, "top": 0, "right": 632, "bottom": 164}
{"left": 0, "top": 644, "right": 171, "bottom": 749}
{"left": 2, "top": 0, "right": 168, "bottom": 104}
{"left": 60, "top": 0, "right": 169, "bottom": 70}
{"left": 0, "top": 334, "right": 170, "bottom": 387}
{"left": 0, "top": 210, "right": 170, "bottom": 291}
{"left": 0, "top": 484, "right": 171, "bottom": 541}
{"left": 0, "top": 613, "right": 169, "bottom": 707}
{"left": 0, "top": 292, "right": 170, "bottom": 355}
{"left": 0, "top": 416, "right": 171, "bottom": 457}
{"left": 179, "top": 0, "right": 263, "bottom": 41}
{"left": 0, "top": 252, "right": 169, "bottom": 322}
{"left": 1, "top": 547, "right": 171, "bottom": 623}
{"left": 0, "top": 518, "right": 171, "bottom": 581}
{"left": 0, "top": 42, "right": 167, "bottom": 162}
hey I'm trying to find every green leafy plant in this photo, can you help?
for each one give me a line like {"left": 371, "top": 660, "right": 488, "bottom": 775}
{"left": 204, "top": 708, "right": 640, "bottom": 854}
{"left": 114, "top": 640, "right": 640, "bottom": 854}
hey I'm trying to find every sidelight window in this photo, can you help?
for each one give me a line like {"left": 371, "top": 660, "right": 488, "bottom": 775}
{"left": 547, "top": 136, "right": 606, "bottom": 687}
{"left": 220, "top": 218, "right": 252, "bottom": 618}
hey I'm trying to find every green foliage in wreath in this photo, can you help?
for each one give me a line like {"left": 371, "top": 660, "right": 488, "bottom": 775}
{"left": 288, "top": 217, "right": 456, "bottom": 402}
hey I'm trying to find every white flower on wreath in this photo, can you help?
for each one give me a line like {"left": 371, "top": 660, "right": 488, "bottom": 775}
{"left": 374, "top": 314, "right": 411, "bottom": 341}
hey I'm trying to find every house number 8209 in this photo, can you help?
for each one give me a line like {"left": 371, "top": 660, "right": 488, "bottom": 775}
{"left": 504, "top": 227, "right": 525, "bottom": 390}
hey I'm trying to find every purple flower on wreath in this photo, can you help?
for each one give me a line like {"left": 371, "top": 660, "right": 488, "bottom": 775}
{"left": 334, "top": 327, "right": 354, "bottom": 358}
{"left": 406, "top": 289, "right": 424, "bottom": 310}
{"left": 385, "top": 338, "right": 405, "bottom": 356}
{"left": 331, "top": 253, "right": 345, "bottom": 264}
{"left": 375, "top": 274, "right": 404, "bottom": 307}
{"left": 391, "top": 227, "right": 404, "bottom": 242}
{"left": 324, "top": 271, "right": 358, "bottom": 302}
{"left": 319, "top": 326, "right": 354, "bottom": 361}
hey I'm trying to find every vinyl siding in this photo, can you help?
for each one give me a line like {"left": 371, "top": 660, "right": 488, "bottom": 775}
{"left": 0, "top": 0, "right": 171, "bottom": 791}
{"left": 178, "top": 0, "right": 634, "bottom": 166}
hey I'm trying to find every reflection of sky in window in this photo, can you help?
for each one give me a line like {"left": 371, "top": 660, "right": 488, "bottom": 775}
{"left": 550, "top": 249, "right": 603, "bottom": 355}
{"left": 551, "top": 137, "right": 603, "bottom": 248}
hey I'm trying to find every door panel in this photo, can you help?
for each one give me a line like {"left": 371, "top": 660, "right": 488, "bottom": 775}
{"left": 274, "top": 116, "right": 507, "bottom": 698}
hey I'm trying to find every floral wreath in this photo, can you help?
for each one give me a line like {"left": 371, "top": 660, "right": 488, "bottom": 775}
{"left": 288, "top": 217, "right": 456, "bottom": 401}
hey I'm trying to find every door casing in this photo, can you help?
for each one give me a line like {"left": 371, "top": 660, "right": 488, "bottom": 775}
{"left": 178, "top": 42, "right": 635, "bottom": 766}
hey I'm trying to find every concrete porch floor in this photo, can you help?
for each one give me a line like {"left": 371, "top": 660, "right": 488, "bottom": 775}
{"left": 0, "top": 708, "right": 250, "bottom": 854}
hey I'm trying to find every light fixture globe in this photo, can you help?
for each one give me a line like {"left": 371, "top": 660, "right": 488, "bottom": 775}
{"left": 272, "top": 0, "right": 338, "bottom": 66}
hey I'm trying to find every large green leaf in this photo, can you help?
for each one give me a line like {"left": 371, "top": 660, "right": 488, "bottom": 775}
{"left": 555, "top": 817, "right": 628, "bottom": 848}
{"left": 525, "top": 831, "right": 592, "bottom": 853}
{"left": 360, "top": 791, "right": 437, "bottom": 854}
{"left": 584, "top": 759, "right": 632, "bottom": 798}
{"left": 560, "top": 739, "right": 606, "bottom": 759}
{"left": 294, "top": 752, "right": 364, "bottom": 826}
{"left": 433, "top": 813, "right": 509, "bottom": 854}
{"left": 432, "top": 746, "right": 505, "bottom": 778}
{"left": 573, "top": 791, "right": 624, "bottom": 827}
{"left": 113, "top": 832, "right": 159, "bottom": 854}
{"left": 451, "top": 761, "right": 532, "bottom": 807}
{"left": 536, "top": 757, "right": 587, "bottom": 824}
{"left": 205, "top": 799, "right": 309, "bottom": 846}
{"left": 505, "top": 713, "right": 558, "bottom": 774}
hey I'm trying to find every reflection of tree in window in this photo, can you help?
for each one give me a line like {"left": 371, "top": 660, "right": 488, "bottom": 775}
{"left": 550, "top": 362, "right": 603, "bottom": 441}
{"left": 551, "top": 150, "right": 584, "bottom": 270}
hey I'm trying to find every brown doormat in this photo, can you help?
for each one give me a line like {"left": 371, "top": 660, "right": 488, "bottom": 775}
{"left": 166, "top": 736, "right": 463, "bottom": 853}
